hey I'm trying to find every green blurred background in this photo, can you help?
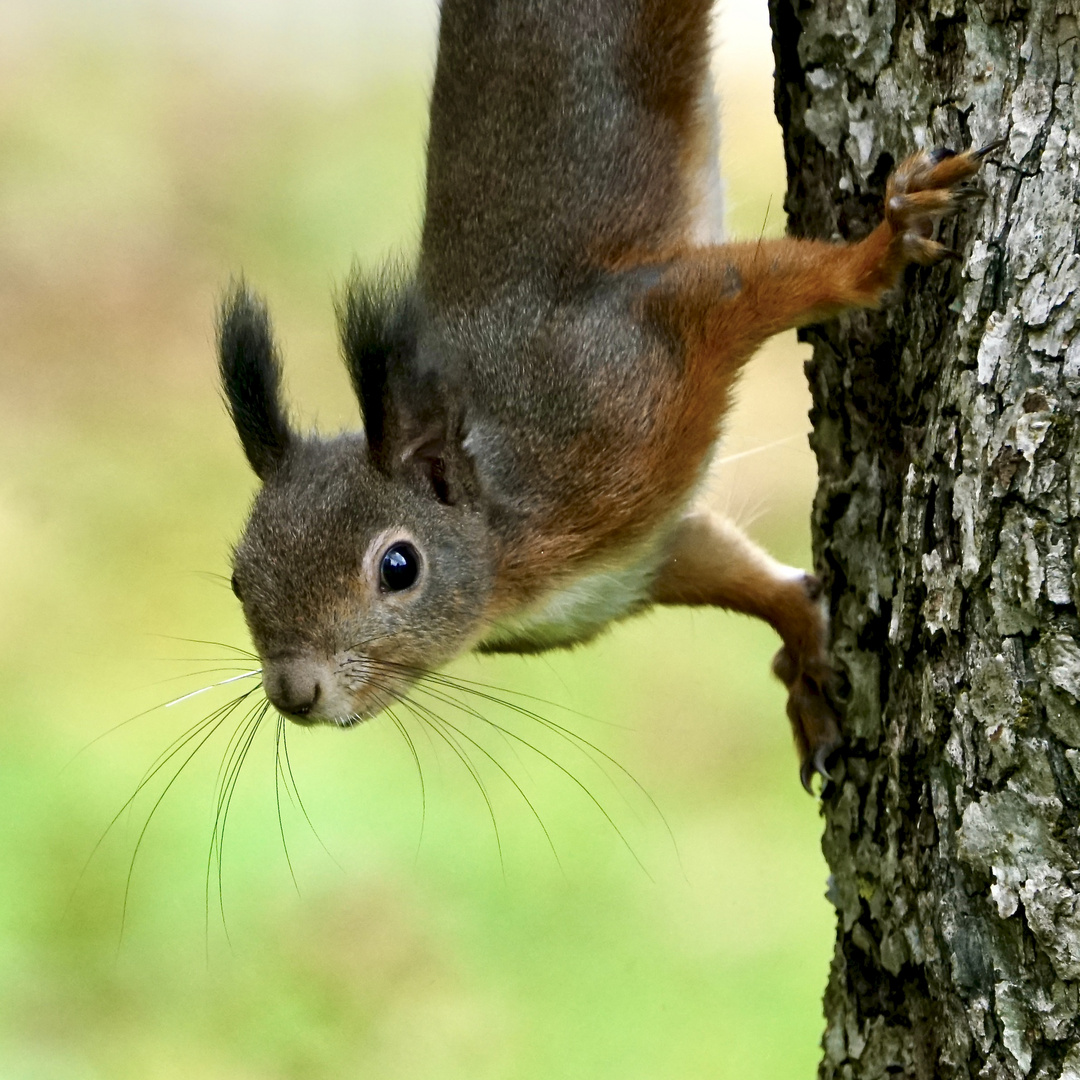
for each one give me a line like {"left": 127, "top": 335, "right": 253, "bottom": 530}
{"left": 0, "top": 1, "right": 833, "bottom": 1076}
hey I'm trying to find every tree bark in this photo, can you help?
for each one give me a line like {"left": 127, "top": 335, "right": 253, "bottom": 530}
{"left": 768, "top": 2, "right": 1080, "bottom": 1077}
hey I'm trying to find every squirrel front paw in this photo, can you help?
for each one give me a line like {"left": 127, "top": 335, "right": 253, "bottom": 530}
{"left": 884, "top": 141, "right": 1001, "bottom": 265}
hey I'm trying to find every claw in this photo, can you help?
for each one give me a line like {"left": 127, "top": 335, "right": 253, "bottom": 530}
{"left": 813, "top": 743, "right": 834, "bottom": 782}
{"left": 799, "top": 740, "right": 838, "bottom": 795}
{"left": 928, "top": 146, "right": 957, "bottom": 164}
{"left": 973, "top": 138, "right": 1007, "bottom": 160}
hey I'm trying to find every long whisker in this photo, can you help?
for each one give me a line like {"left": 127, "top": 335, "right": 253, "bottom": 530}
{"left": 139, "top": 691, "right": 257, "bottom": 795}
{"left": 69, "top": 687, "right": 259, "bottom": 922}
{"left": 206, "top": 701, "right": 268, "bottom": 948}
{"left": 165, "top": 671, "right": 262, "bottom": 709}
{"left": 409, "top": 668, "right": 680, "bottom": 863}
{"left": 144, "top": 665, "right": 264, "bottom": 681}
{"left": 407, "top": 682, "right": 651, "bottom": 880}
{"left": 188, "top": 570, "right": 234, "bottom": 588}
{"left": 402, "top": 671, "right": 642, "bottom": 820}
{"left": 66, "top": 670, "right": 262, "bottom": 767}
{"left": 277, "top": 723, "right": 343, "bottom": 871}
{"left": 115, "top": 688, "right": 261, "bottom": 947}
{"left": 206, "top": 702, "right": 264, "bottom": 936}
{"left": 713, "top": 435, "right": 799, "bottom": 467}
{"left": 402, "top": 674, "right": 534, "bottom": 783}
{"left": 345, "top": 652, "right": 624, "bottom": 729}
{"left": 379, "top": 701, "right": 427, "bottom": 861}
{"left": 404, "top": 694, "right": 562, "bottom": 872}
{"left": 395, "top": 697, "right": 504, "bottom": 875}
{"left": 352, "top": 656, "right": 675, "bottom": 874}
{"left": 275, "top": 715, "right": 301, "bottom": 897}
{"left": 151, "top": 635, "right": 260, "bottom": 661}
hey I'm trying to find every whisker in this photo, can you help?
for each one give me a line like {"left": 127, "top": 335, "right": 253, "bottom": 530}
{"left": 206, "top": 701, "right": 268, "bottom": 948}
{"left": 350, "top": 654, "right": 624, "bottom": 729}
{"left": 147, "top": 661, "right": 266, "bottom": 672}
{"left": 278, "top": 723, "right": 343, "bottom": 872}
{"left": 404, "top": 695, "right": 562, "bottom": 872}
{"left": 407, "top": 683, "right": 651, "bottom": 880}
{"left": 126, "top": 681, "right": 258, "bottom": 796}
{"left": 423, "top": 671, "right": 676, "bottom": 846}
{"left": 151, "top": 635, "right": 260, "bottom": 661}
{"left": 713, "top": 435, "right": 798, "bottom": 467}
{"left": 66, "top": 670, "right": 261, "bottom": 767}
{"left": 165, "top": 671, "right": 262, "bottom": 709}
{"left": 401, "top": 674, "right": 535, "bottom": 784}
{"left": 396, "top": 697, "right": 505, "bottom": 876}
{"left": 355, "top": 657, "right": 677, "bottom": 873}
{"left": 410, "top": 674, "right": 644, "bottom": 820}
{"left": 188, "top": 570, "right": 234, "bottom": 588}
{"left": 275, "top": 716, "right": 301, "bottom": 898}
{"left": 379, "top": 701, "right": 427, "bottom": 861}
{"left": 115, "top": 688, "right": 261, "bottom": 947}
{"left": 69, "top": 687, "right": 259, "bottom": 921}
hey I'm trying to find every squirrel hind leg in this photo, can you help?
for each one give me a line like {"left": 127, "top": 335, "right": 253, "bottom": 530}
{"left": 650, "top": 508, "right": 842, "bottom": 792}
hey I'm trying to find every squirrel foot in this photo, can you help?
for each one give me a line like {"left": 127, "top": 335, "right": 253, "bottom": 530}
{"left": 884, "top": 141, "right": 1002, "bottom": 265}
{"left": 770, "top": 574, "right": 843, "bottom": 794}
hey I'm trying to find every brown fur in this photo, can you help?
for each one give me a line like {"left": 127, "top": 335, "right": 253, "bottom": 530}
{"left": 220, "top": 0, "right": 994, "bottom": 786}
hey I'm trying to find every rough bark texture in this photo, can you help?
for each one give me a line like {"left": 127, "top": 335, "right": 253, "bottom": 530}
{"left": 768, "top": 2, "right": 1080, "bottom": 1077}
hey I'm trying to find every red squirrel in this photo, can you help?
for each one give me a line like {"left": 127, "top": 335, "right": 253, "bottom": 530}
{"left": 218, "top": 0, "right": 993, "bottom": 791}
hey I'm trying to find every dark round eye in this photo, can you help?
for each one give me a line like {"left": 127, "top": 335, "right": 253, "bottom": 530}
{"left": 230, "top": 571, "right": 243, "bottom": 601}
{"left": 379, "top": 542, "right": 421, "bottom": 592}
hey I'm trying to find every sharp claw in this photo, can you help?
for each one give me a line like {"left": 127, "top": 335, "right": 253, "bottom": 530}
{"left": 800, "top": 743, "right": 836, "bottom": 795}
{"left": 814, "top": 744, "right": 834, "bottom": 782}
{"left": 973, "top": 138, "right": 1007, "bottom": 160}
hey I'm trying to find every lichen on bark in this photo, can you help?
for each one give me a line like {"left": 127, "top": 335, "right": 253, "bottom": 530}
{"left": 769, "top": 1, "right": 1080, "bottom": 1077}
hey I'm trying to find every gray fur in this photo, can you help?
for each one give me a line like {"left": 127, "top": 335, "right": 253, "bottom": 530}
{"left": 221, "top": 0, "right": 716, "bottom": 723}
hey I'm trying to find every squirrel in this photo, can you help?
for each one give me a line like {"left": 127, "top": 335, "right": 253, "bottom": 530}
{"left": 218, "top": 0, "right": 993, "bottom": 792}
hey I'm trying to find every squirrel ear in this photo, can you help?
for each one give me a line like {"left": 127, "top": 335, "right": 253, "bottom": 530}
{"left": 339, "top": 269, "right": 476, "bottom": 505}
{"left": 218, "top": 283, "right": 294, "bottom": 481}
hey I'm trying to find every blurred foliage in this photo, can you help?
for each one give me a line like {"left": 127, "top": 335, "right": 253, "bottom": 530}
{"left": 0, "top": 5, "right": 832, "bottom": 1078}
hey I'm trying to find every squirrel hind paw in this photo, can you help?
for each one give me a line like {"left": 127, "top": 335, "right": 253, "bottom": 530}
{"left": 882, "top": 142, "right": 998, "bottom": 268}
{"left": 772, "top": 646, "right": 843, "bottom": 795}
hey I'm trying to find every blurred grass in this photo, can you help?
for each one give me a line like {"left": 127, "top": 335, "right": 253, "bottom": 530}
{"left": 0, "top": 3, "right": 832, "bottom": 1077}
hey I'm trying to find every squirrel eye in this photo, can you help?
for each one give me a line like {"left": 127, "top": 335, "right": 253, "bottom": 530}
{"left": 230, "top": 571, "right": 243, "bottom": 601}
{"left": 379, "top": 542, "right": 420, "bottom": 592}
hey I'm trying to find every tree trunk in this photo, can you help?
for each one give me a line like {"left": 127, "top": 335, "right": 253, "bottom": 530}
{"left": 768, "top": 2, "right": 1080, "bottom": 1077}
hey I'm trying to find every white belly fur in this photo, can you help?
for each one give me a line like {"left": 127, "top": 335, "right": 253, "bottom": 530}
{"left": 478, "top": 533, "right": 675, "bottom": 652}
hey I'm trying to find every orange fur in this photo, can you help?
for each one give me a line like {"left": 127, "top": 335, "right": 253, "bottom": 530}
{"left": 497, "top": 147, "right": 990, "bottom": 609}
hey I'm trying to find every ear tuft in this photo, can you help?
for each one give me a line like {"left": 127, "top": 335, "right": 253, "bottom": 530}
{"left": 339, "top": 264, "right": 477, "bottom": 504}
{"left": 338, "top": 263, "right": 416, "bottom": 473}
{"left": 218, "top": 282, "right": 293, "bottom": 480}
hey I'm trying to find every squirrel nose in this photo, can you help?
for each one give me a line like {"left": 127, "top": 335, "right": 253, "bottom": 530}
{"left": 264, "top": 660, "right": 325, "bottom": 720}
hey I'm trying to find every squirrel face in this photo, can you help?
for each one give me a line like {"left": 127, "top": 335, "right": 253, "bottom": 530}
{"left": 220, "top": 287, "right": 495, "bottom": 726}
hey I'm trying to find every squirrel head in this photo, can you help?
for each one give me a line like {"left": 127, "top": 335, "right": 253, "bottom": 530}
{"left": 219, "top": 281, "right": 495, "bottom": 726}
